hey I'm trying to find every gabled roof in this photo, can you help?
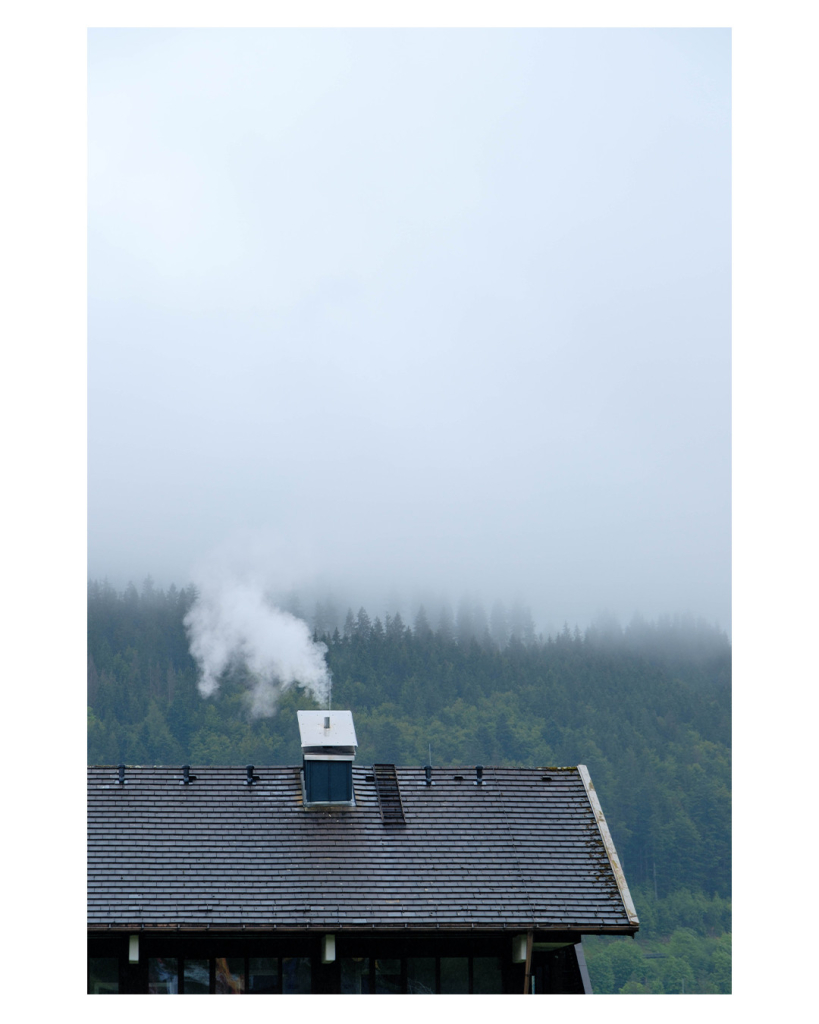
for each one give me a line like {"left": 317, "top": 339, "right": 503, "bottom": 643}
{"left": 87, "top": 763, "right": 638, "bottom": 934}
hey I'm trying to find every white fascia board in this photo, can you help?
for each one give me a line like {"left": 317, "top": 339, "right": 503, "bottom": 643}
{"left": 577, "top": 764, "right": 640, "bottom": 929}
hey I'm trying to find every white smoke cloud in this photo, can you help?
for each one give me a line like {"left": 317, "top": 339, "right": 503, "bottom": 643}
{"left": 184, "top": 577, "right": 331, "bottom": 716}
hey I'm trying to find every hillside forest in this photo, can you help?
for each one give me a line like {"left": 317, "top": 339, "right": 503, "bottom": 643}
{"left": 87, "top": 579, "right": 731, "bottom": 994}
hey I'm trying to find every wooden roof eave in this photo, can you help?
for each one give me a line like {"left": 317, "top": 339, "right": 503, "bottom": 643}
{"left": 87, "top": 922, "right": 638, "bottom": 935}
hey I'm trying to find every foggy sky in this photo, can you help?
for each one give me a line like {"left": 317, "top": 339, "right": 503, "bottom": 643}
{"left": 88, "top": 28, "right": 731, "bottom": 633}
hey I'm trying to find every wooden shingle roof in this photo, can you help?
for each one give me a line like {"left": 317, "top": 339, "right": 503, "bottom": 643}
{"left": 87, "top": 763, "right": 638, "bottom": 934}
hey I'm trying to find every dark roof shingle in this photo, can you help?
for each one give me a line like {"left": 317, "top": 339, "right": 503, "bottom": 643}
{"left": 87, "top": 764, "right": 638, "bottom": 934}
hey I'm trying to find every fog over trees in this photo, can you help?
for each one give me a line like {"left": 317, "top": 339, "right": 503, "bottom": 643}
{"left": 88, "top": 28, "right": 731, "bottom": 633}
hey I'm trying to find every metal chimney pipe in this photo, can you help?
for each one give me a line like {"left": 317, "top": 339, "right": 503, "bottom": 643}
{"left": 246, "top": 765, "right": 260, "bottom": 785}
{"left": 181, "top": 765, "right": 197, "bottom": 785}
{"left": 117, "top": 763, "right": 125, "bottom": 785}
{"left": 424, "top": 764, "right": 432, "bottom": 786}
{"left": 476, "top": 765, "right": 484, "bottom": 786}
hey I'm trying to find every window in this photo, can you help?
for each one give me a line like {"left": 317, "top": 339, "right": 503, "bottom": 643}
{"left": 249, "top": 958, "right": 278, "bottom": 994}
{"left": 148, "top": 957, "right": 178, "bottom": 994}
{"left": 89, "top": 949, "right": 507, "bottom": 994}
{"left": 375, "top": 958, "right": 401, "bottom": 994}
{"left": 282, "top": 957, "right": 311, "bottom": 993}
{"left": 341, "top": 958, "right": 370, "bottom": 994}
{"left": 88, "top": 958, "right": 118, "bottom": 994}
{"left": 440, "top": 958, "right": 469, "bottom": 994}
{"left": 215, "top": 957, "right": 245, "bottom": 994}
{"left": 472, "top": 958, "right": 503, "bottom": 994}
{"left": 183, "top": 959, "right": 210, "bottom": 994}
{"left": 406, "top": 957, "right": 435, "bottom": 994}
{"left": 142, "top": 955, "right": 303, "bottom": 994}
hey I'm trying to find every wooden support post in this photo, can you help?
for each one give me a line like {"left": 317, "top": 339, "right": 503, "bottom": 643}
{"left": 523, "top": 929, "right": 533, "bottom": 994}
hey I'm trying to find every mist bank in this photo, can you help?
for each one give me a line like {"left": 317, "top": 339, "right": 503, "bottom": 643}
{"left": 89, "top": 574, "right": 731, "bottom": 648}
{"left": 89, "top": 31, "right": 730, "bottom": 645}
{"left": 88, "top": 572, "right": 730, "bottom": 761}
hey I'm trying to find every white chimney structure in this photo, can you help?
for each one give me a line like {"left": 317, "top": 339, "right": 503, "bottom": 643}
{"left": 297, "top": 710, "right": 358, "bottom": 806}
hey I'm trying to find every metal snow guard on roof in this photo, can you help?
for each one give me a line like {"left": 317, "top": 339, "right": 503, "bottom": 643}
{"left": 297, "top": 709, "right": 357, "bottom": 761}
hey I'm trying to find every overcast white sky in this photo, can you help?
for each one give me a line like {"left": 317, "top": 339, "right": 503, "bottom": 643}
{"left": 88, "top": 28, "right": 731, "bottom": 631}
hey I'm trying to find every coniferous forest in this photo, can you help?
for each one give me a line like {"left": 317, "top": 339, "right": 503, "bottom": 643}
{"left": 87, "top": 579, "right": 731, "bottom": 994}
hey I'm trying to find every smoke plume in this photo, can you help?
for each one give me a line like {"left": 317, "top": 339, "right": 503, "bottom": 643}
{"left": 184, "top": 578, "right": 331, "bottom": 717}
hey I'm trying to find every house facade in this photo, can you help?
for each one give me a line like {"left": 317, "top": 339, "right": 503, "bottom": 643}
{"left": 88, "top": 710, "right": 638, "bottom": 993}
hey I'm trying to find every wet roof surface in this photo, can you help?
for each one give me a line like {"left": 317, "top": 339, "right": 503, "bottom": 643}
{"left": 87, "top": 764, "right": 637, "bottom": 933}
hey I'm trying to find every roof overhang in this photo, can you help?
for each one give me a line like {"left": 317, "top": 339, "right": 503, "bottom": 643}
{"left": 577, "top": 764, "right": 640, "bottom": 931}
{"left": 88, "top": 923, "right": 639, "bottom": 935}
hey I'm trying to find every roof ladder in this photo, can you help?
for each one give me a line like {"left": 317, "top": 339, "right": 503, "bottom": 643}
{"left": 372, "top": 764, "right": 406, "bottom": 826}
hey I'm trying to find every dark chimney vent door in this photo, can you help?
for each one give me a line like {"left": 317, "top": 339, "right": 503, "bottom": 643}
{"left": 304, "top": 760, "right": 353, "bottom": 803}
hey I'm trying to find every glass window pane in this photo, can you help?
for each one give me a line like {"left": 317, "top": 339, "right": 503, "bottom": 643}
{"left": 249, "top": 957, "right": 279, "bottom": 993}
{"left": 473, "top": 957, "right": 503, "bottom": 994}
{"left": 341, "top": 957, "right": 370, "bottom": 994}
{"left": 148, "top": 957, "right": 178, "bottom": 994}
{"left": 282, "top": 957, "right": 311, "bottom": 994}
{"left": 375, "top": 958, "right": 401, "bottom": 994}
{"left": 440, "top": 957, "right": 469, "bottom": 994}
{"left": 183, "top": 959, "right": 210, "bottom": 994}
{"left": 88, "top": 958, "right": 119, "bottom": 994}
{"left": 215, "top": 957, "right": 245, "bottom": 994}
{"left": 407, "top": 957, "right": 435, "bottom": 994}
